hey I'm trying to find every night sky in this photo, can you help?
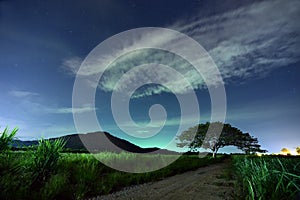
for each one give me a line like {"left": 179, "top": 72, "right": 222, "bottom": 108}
{"left": 1, "top": 0, "right": 299, "bottom": 153}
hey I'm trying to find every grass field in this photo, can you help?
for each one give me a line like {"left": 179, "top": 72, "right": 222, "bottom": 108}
{"left": 0, "top": 136, "right": 299, "bottom": 200}
{"left": 0, "top": 150, "right": 225, "bottom": 200}
{"left": 1, "top": 151, "right": 300, "bottom": 200}
{"left": 232, "top": 155, "right": 300, "bottom": 200}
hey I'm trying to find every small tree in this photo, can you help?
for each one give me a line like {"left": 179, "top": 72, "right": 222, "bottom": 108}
{"left": 296, "top": 147, "right": 300, "bottom": 155}
{"left": 0, "top": 127, "right": 18, "bottom": 152}
{"left": 281, "top": 148, "right": 290, "bottom": 155}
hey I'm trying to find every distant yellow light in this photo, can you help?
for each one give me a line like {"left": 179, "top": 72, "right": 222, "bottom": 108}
{"left": 277, "top": 150, "right": 299, "bottom": 156}
{"left": 280, "top": 148, "right": 291, "bottom": 155}
{"left": 290, "top": 150, "right": 299, "bottom": 156}
{"left": 256, "top": 153, "right": 262, "bottom": 157}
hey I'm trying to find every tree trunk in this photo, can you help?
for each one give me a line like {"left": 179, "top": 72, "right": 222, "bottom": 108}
{"left": 212, "top": 147, "right": 219, "bottom": 158}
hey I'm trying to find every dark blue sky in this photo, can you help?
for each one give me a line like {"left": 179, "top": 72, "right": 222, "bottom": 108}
{"left": 0, "top": 0, "right": 299, "bottom": 153}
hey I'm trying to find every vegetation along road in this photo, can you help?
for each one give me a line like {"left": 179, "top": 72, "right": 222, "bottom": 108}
{"left": 91, "top": 160, "right": 234, "bottom": 200}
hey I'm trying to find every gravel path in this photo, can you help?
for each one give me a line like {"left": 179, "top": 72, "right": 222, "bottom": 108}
{"left": 89, "top": 160, "right": 234, "bottom": 200}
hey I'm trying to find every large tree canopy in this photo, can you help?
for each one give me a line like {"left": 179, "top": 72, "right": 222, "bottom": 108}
{"left": 177, "top": 122, "right": 266, "bottom": 157}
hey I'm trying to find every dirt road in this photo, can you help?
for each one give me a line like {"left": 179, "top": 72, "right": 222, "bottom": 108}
{"left": 91, "top": 160, "right": 234, "bottom": 200}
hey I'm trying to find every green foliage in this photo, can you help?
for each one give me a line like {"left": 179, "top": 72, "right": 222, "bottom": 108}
{"left": 0, "top": 151, "right": 225, "bottom": 199}
{"left": 58, "top": 153, "right": 106, "bottom": 199}
{"left": 30, "top": 138, "right": 67, "bottom": 188}
{"left": 0, "top": 152, "right": 33, "bottom": 199}
{"left": 237, "top": 132, "right": 267, "bottom": 154}
{"left": 0, "top": 127, "right": 18, "bottom": 152}
{"left": 39, "top": 173, "right": 70, "bottom": 200}
{"left": 232, "top": 155, "right": 300, "bottom": 200}
{"left": 177, "top": 122, "right": 267, "bottom": 156}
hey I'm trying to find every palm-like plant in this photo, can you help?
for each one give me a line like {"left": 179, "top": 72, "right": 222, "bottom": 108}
{"left": 0, "top": 127, "right": 18, "bottom": 152}
{"left": 31, "top": 138, "right": 67, "bottom": 188}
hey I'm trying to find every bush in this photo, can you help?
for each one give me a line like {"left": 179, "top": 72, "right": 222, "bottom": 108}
{"left": 30, "top": 138, "right": 67, "bottom": 188}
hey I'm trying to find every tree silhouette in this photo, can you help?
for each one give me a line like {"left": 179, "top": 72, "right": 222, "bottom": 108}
{"left": 177, "top": 122, "right": 266, "bottom": 157}
{"left": 237, "top": 132, "right": 267, "bottom": 154}
{"left": 281, "top": 148, "right": 290, "bottom": 155}
{"left": 296, "top": 147, "right": 300, "bottom": 155}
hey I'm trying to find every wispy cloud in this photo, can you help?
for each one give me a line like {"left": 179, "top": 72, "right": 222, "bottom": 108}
{"left": 46, "top": 105, "right": 98, "bottom": 114}
{"left": 111, "top": 114, "right": 210, "bottom": 137}
{"left": 173, "top": 0, "right": 300, "bottom": 81}
{"left": 61, "top": 56, "right": 83, "bottom": 75}
{"left": 8, "top": 90, "right": 97, "bottom": 115}
{"left": 63, "top": 0, "right": 300, "bottom": 98}
{"left": 9, "top": 90, "right": 39, "bottom": 98}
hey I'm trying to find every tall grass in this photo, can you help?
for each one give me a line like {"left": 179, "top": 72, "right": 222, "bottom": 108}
{"left": 0, "top": 137, "right": 68, "bottom": 199}
{"left": 0, "top": 126, "right": 226, "bottom": 199}
{"left": 30, "top": 138, "right": 67, "bottom": 188}
{"left": 0, "top": 126, "right": 18, "bottom": 152}
{"left": 232, "top": 155, "right": 300, "bottom": 200}
{"left": 0, "top": 150, "right": 225, "bottom": 200}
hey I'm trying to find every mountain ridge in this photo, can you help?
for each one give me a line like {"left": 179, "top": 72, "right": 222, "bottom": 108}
{"left": 13, "top": 131, "right": 179, "bottom": 154}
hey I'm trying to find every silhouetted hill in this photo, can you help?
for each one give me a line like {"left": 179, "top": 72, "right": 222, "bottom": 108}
{"left": 59, "top": 131, "right": 160, "bottom": 153}
{"left": 11, "top": 140, "right": 38, "bottom": 147}
{"left": 13, "top": 131, "right": 179, "bottom": 154}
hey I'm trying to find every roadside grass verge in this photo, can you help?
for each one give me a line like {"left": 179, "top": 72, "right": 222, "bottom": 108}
{"left": 232, "top": 155, "right": 300, "bottom": 200}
